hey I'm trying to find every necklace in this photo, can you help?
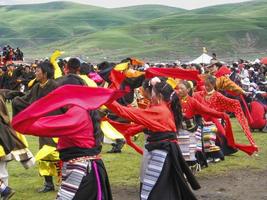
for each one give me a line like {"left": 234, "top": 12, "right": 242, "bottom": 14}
{"left": 40, "top": 80, "right": 49, "bottom": 88}
{"left": 207, "top": 89, "right": 215, "bottom": 95}
{"left": 181, "top": 96, "right": 188, "bottom": 103}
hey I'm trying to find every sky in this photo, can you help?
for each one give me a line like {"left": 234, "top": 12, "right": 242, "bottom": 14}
{"left": 0, "top": 0, "right": 252, "bottom": 9}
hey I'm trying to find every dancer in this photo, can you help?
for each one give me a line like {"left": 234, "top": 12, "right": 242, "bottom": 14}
{"left": 194, "top": 75, "right": 258, "bottom": 155}
{"left": 106, "top": 78, "right": 200, "bottom": 200}
{"left": 177, "top": 81, "right": 228, "bottom": 166}
{"left": 12, "top": 61, "right": 58, "bottom": 192}
{"left": 12, "top": 85, "right": 125, "bottom": 200}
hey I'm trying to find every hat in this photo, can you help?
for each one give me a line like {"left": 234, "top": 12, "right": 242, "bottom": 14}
{"left": 241, "top": 78, "right": 250, "bottom": 86}
{"left": 214, "top": 66, "right": 231, "bottom": 78}
{"left": 166, "top": 78, "right": 178, "bottom": 89}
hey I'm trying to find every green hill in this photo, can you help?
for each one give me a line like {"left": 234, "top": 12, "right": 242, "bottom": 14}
{"left": 1, "top": 0, "right": 267, "bottom": 62}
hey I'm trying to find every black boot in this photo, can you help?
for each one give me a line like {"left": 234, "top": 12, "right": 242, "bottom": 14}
{"left": 107, "top": 139, "right": 125, "bottom": 153}
{"left": 107, "top": 143, "right": 118, "bottom": 153}
{"left": 116, "top": 139, "right": 125, "bottom": 152}
{"left": 38, "top": 176, "right": 55, "bottom": 193}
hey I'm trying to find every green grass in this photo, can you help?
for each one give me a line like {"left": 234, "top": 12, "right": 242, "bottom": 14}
{"left": 6, "top": 111, "right": 267, "bottom": 200}
{"left": 197, "top": 119, "right": 267, "bottom": 177}
{"left": 1, "top": 0, "right": 267, "bottom": 61}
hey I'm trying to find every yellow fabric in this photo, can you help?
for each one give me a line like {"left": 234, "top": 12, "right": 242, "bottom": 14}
{"left": 166, "top": 78, "right": 178, "bottom": 89}
{"left": 28, "top": 78, "right": 36, "bottom": 88}
{"left": 36, "top": 145, "right": 59, "bottom": 176}
{"left": 79, "top": 75, "right": 97, "bottom": 87}
{"left": 101, "top": 121, "right": 124, "bottom": 140}
{"left": 114, "top": 62, "right": 129, "bottom": 71}
{"left": 16, "top": 132, "right": 29, "bottom": 147}
{"left": 0, "top": 132, "right": 29, "bottom": 157}
{"left": 125, "top": 69, "right": 145, "bottom": 78}
{"left": 53, "top": 138, "right": 59, "bottom": 143}
{"left": 8, "top": 71, "right": 13, "bottom": 77}
{"left": 216, "top": 76, "right": 244, "bottom": 95}
{"left": 35, "top": 145, "right": 58, "bottom": 161}
{"left": 38, "top": 160, "right": 58, "bottom": 177}
{"left": 0, "top": 146, "right": 5, "bottom": 157}
{"left": 211, "top": 127, "right": 217, "bottom": 132}
{"left": 50, "top": 50, "right": 64, "bottom": 79}
{"left": 100, "top": 105, "right": 107, "bottom": 111}
{"left": 78, "top": 75, "right": 107, "bottom": 110}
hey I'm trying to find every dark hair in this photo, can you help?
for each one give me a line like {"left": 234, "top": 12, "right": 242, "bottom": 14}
{"left": 37, "top": 61, "right": 54, "bottom": 79}
{"left": 97, "top": 61, "right": 110, "bottom": 71}
{"left": 180, "top": 80, "right": 193, "bottom": 96}
{"left": 142, "top": 79, "right": 153, "bottom": 95}
{"left": 80, "top": 62, "right": 93, "bottom": 75}
{"left": 120, "top": 57, "right": 131, "bottom": 64}
{"left": 153, "top": 80, "right": 182, "bottom": 129}
{"left": 205, "top": 75, "right": 216, "bottom": 87}
{"left": 67, "top": 58, "right": 81, "bottom": 73}
{"left": 216, "top": 62, "right": 223, "bottom": 69}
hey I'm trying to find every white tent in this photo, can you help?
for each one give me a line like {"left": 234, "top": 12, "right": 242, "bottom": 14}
{"left": 252, "top": 58, "right": 260, "bottom": 64}
{"left": 188, "top": 53, "right": 213, "bottom": 64}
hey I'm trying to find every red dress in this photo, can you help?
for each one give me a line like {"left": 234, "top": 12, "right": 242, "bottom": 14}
{"left": 181, "top": 95, "right": 224, "bottom": 120}
{"left": 249, "top": 101, "right": 266, "bottom": 129}
{"left": 194, "top": 91, "right": 258, "bottom": 155}
{"left": 181, "top": 94, "right": 227, "bottom": 136}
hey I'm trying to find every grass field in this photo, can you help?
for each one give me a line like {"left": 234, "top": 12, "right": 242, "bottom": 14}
{"left": 6, "top": 114, "right": 267, "bottom": 200}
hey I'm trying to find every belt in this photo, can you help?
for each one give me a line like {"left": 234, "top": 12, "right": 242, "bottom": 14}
{"left": 67, "top": 155, "right": 101, "bottom": 163}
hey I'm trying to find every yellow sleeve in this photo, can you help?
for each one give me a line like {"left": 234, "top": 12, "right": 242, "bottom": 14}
{"left": 78, "top": 75, "right": 97, "bottom": 87}
{"left": 0, "top": 145, "right": 5, "bottom": 157}
{"left": 50, "top": 50, "right": 63, "bottom": 79}
{"left": 16, "top": 132, "right": 29, "bottom": 147}
{"left": 124, "top": 69, "right": 145, "bottom": 78}
{"left": 28, "top": 78, "right": 36, "bottom": 89}
{"left": 114, "top": 62, "right": 129, "bottom": 71}
{"left": 216, "top": 76, "right": 244, "bottom": 95}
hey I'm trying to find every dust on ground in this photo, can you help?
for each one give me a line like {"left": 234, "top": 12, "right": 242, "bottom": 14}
{"left": 112, "top": 169, "right": 267, "bottom": 200}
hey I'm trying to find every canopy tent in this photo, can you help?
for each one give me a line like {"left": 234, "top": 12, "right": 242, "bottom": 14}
{"left": 188, "top": 53, "right": 213, "bottom": 64}
{"left": 253, "top": 58, "right": 261, "bottom": 64}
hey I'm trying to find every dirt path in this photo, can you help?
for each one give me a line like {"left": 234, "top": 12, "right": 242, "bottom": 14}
{"left": 112, "top": 169, "right": 267, "bottom": 200}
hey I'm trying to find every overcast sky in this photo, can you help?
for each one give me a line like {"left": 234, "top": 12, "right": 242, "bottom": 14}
{"left": 0, "top": 0, "right": 252, "bottom": 9}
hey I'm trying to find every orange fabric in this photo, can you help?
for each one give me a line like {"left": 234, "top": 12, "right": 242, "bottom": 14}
{"left": 106, "top": 101, "right": 176, "bottom": 132}
{"left": 131, "top": 58, "right": 144, "bottom": 66}
{"left": 125, "top": 69, "right": 145, "bottom": 78}
{"left": 216, "top": 76, "right": 244, "bottom": 95}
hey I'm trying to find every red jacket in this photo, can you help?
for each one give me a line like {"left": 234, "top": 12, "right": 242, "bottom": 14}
{"left": 107, "top": 101, "right": 176, "bottom": 132}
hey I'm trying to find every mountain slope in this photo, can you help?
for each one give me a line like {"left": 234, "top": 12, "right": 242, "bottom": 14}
{"left": 1, "top": 0, "right": 267, "bottom": 61}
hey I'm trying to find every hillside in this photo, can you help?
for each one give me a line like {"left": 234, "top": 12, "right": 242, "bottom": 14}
{"left": 1, "top": 0, "right": 267, "bottom": 62}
